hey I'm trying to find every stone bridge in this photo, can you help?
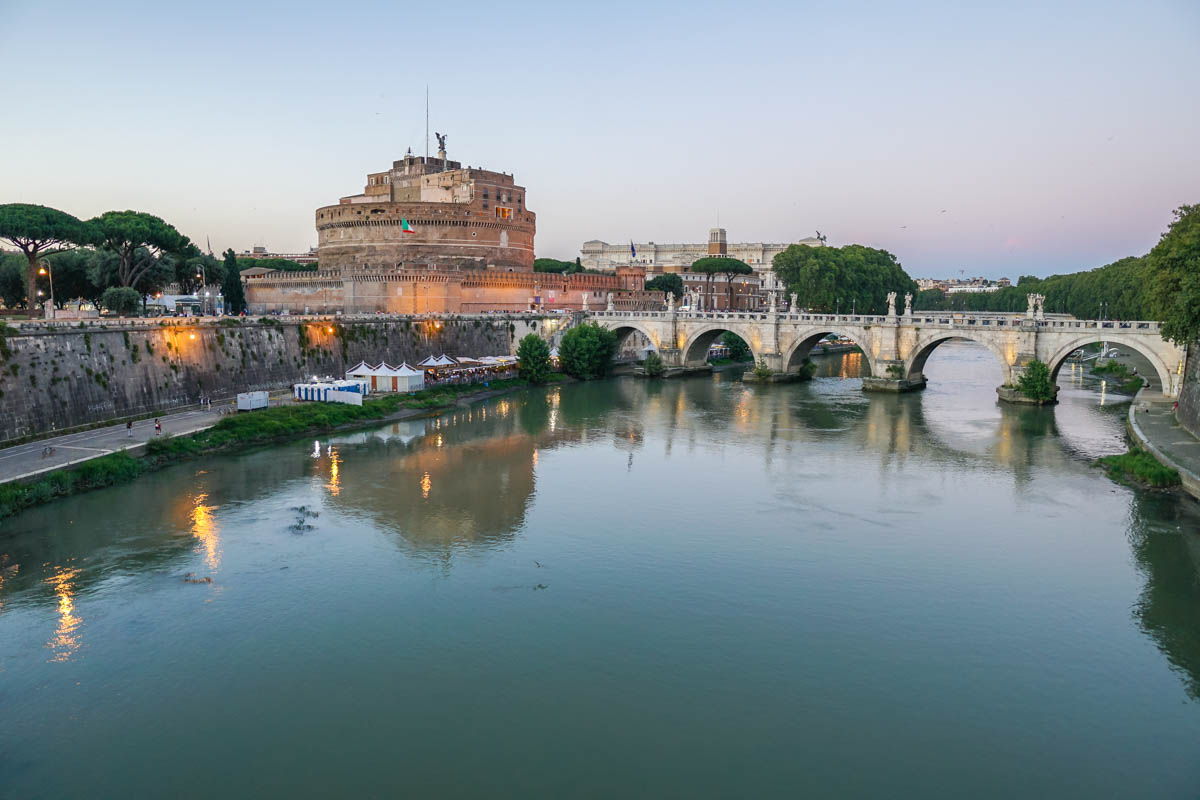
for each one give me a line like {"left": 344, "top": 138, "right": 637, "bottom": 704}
{"left": 589, "top": 306, "right": 1187, "bottom": 399}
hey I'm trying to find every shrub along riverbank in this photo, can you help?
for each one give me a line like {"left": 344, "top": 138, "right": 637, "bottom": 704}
{"left": 0, "top": 378, "right": 533, "bottom": 522}
{"left": 1097, "top": 448, "right": 1181, "bottom": 489}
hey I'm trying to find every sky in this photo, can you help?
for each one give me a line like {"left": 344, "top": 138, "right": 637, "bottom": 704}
{"left": 2, "top": 0, "right": 1197, "bottom": 279}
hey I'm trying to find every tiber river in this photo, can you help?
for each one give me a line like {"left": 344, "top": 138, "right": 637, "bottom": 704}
{"left": 1, "top": 342, "right": 1198, "bottom": 798}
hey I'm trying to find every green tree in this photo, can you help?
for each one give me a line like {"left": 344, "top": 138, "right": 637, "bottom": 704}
{"left": 643, "top": 350, "right": 665, "bottom": 377}
{"left": 715, "top": 257, "right": 753, "bottom": 308}
{"left": 222, "top": 248, "right": 247, "bottom": 314}
{"left": 720, "top": 332, "right": 752, "bottom": 362}
{"left": 237, "top": 257, "right": 314, "bottom": 273}
{"left": 0, "top": 203, "right": 95, "bottom": 313}
{"left": 90, "top": 210, "right": 194, "bottom": 287}
{"left": 772, "top": 243, "right": 916, "bottom": 315}
{"left": 45, "top": 250, "right": 105, "bottom": 307}
{"left": 1016, "top": 360, "right": 1055, "bottom": 402}
{"left": 516, "top": 333, "right": 552, "bottom": 384}
{"left": 0, "top": 252, "right": 27, "bottom": 308}
{"left": 558, "top": 322, "right": 618, "bottom": 380}
{"left": 100, "top": 286, "right": 141, "bottom": 316}
{"left": 645, "top": 273, "right": 684, "bottom": 299}
{"left": 534, "top": 258, "right": 575, "bottom": 273}
{"left": 689, "top": 257, "right": 726, "bottom": 309}
{"left": 171, "top": 253, "right": 226, "bottom": 295}
{"left": 1147, "top": 205, "right": 1200, "bottom": 345}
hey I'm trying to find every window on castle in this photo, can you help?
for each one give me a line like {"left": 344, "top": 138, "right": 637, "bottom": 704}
{"left": 496, "top": 207, "right": 513, "bottom": 220}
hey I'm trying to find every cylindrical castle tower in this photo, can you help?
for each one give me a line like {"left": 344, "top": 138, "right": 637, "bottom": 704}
{"left": 316, "top": 153, "right": 535, "bottom": 272}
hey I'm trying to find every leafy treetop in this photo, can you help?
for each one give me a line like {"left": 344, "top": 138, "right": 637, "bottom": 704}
{"left": 645, "top": 273, "right": 684, "bottom": 299}
{"left": 1147, "top": 205, "right": 1200, "bottom": 345}
{"left": 0, "top": 203, "right": 96, "bottom": 308}
{"left": 90, "top": 210, "right": 195, "bottom": 288}
{"left": 772, "top": 244, "right": 915, "bottom": 315}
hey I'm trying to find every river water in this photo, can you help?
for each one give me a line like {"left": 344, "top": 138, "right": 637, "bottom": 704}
{"left": 1, "top": 342, "right": 1198, "bottom": 798}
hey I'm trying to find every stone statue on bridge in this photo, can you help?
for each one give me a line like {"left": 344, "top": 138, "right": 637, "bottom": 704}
{"left": 790, "top": 292, "right": 798, "bottom": 311}
{"left": 768, "top": 291, "right": 777, "bottom": 313}
{"left": 606, "top": 292, "right": 615, "bottom": 312}
{"left": 886, "top": 291, "right": 898, "bottom": 317}
{"left": 903, "top": 292, "right": 913, "bottom": 317}
{"left": 1026, "top": 293, "right": 1046, "bottom": 320}
{"left": 667, "top": 292, "right": 675, "bottom": 312}
{"left": 581, "top": 292, "right": 589, "bottom": 312}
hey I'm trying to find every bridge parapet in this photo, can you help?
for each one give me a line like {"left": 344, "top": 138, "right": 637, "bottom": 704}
{"left": 587, "top": 309, "right": 1184, "bottom": 400}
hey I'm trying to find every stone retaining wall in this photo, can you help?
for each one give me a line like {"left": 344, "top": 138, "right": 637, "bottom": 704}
{"left": 0, "top": 315, "right": 552, "bottom": 443}
{"left": 1177, "top": 345, "right": 1200, "bottom": 438}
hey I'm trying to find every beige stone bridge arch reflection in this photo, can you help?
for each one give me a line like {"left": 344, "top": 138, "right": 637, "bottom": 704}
{"left": 592, "top": 309, "right": 1186, "bottom": 398}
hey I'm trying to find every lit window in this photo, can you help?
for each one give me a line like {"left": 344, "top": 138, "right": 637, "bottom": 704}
{"left": 496, "top": 207, "right": 513, "bottom": 220}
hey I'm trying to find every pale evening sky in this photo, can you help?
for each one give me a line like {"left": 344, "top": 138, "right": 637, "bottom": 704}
{"left": 2, "top": 0, "right": 1197, "bottom": 279}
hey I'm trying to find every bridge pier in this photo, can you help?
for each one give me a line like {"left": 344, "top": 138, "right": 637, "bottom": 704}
{"left": 861, "top": 359, "right": 926, "bottom": 393}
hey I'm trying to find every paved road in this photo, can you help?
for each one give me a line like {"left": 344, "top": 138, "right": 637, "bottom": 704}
{"left": 0, "top": 409, "right": 227, "bottom": 484}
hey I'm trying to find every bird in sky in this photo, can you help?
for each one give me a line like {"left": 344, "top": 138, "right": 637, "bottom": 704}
{"left": 940, "top": 209, "right": 947, "bottom": 213}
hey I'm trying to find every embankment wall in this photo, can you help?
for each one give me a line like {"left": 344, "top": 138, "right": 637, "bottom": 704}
{"left": 0, "top": 315, "right": 556, "bottom": 442}
{"left": 1178, "top": 345, "right": 1200, "bottom": 439}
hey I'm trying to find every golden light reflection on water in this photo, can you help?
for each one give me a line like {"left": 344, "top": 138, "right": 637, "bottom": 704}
{"left": 838, "top": 351, "right": 863, "bottom": 379}
{"left": 45, "top": 566, "right": 82, "bottom": 663}
{"left": 191, "top": 493, "right": 221, "bottom": 571}
{"left": 326, "top": 447, "right": 342, "bottom": 496}
{"left": 421, "top": 472, "right": 432, "bottom": 499}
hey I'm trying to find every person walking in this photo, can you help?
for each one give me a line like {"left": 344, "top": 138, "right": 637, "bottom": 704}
{"left": 126, "top": 420, "right": 133, "bottom": 438}
{"left": 154, "top": 418, "right": 162, "bottom": 436}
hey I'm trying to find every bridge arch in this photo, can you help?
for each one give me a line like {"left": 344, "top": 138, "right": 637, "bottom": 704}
{"left": 609, "top": 323, "right": 662, "bottom": 362}
{"left": 681, "top": 324, "right": 760, "bottom": 366}
{"left": 1044, "top": 334, "right": 1175, "bottom": 394}
{"left": 782, "top": 328, "right": 876, "bottom": 376}
{"left": 906, "top": 333, "right": 1015, "bottom": 384}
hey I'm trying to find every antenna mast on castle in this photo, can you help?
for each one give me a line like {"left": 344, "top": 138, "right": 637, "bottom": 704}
{"left": 425, "top": 86, "right": 429, "bottom": 160}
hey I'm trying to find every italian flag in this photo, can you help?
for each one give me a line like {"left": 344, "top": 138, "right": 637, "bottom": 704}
{"left": 401, "top": 218, "right": 415, "bottom": 234}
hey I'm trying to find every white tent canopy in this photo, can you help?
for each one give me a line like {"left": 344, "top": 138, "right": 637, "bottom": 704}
{"left": 417, "top": 354, "right": 458, "bottom": 368}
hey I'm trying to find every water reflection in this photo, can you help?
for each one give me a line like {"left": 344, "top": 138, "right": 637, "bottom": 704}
{"left": 1, "top": 348, "right": 1197, "bottom": 708}
{"left": 190, "top": 492, "right": 221, "bottom": 571}
{"left": 45, "top": 565, "right": 82, "bottom": 662}
{"left": 1129, "top": 493, "right": 1200, "bottom": 700}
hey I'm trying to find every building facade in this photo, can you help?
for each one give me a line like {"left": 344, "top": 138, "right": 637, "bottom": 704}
{"left": 238, "top": 246, "right": 320, "bottom": 265}
{"left": 580, "top": 228, "right": 822, "bottom": 291}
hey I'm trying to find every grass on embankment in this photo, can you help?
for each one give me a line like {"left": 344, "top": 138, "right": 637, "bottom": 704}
{"left": 1097, "top": 448, "right": 1181, "bottom": 489}
{"left": 1091, "top": 360, "right": 1146, "bottom": 394}
{"left": 0, "top": 378, "right": 531, "bottom": 522}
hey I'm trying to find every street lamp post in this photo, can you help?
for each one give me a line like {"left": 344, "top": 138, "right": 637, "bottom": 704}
{"left": 37, "top": 261, "right": 55, "bottom": 320}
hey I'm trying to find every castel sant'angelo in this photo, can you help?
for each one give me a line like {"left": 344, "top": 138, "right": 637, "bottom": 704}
{"left": 244, "top": 139, "right": 656, "bottom": 314}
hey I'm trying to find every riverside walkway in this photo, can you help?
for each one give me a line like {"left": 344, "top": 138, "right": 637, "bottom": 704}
{"left": 0, "top": 409, "right": 227, "bottom": 485}
{"left": 1128, "top": 389, "right": 1200, "bottom": 500}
